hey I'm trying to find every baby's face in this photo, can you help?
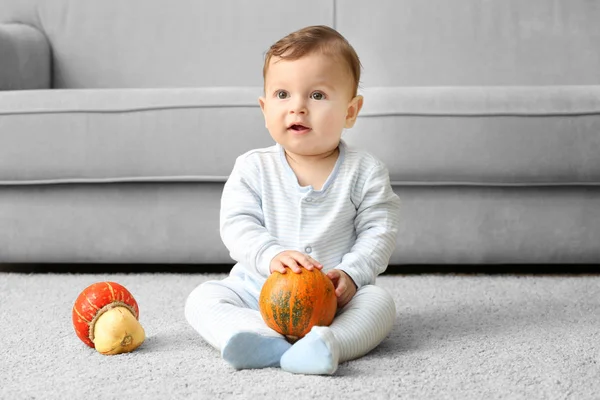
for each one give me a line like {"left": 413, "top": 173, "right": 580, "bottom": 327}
{"left": 259, "top": 52, "right": 361, "bottom": 158}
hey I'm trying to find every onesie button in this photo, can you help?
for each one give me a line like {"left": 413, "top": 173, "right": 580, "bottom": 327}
{"left": 305, "top": 246, "right": 312, "bottom": 253}
{"left": 305, "top": 197, "right": 313, "bottom": 202}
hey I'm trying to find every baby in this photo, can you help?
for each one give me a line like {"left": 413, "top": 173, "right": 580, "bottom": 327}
{"left": 185, "top": 25, "right": 401, "bottom": 375}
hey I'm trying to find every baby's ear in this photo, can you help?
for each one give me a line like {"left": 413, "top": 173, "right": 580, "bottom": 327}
{"left": 345, "top": 95, "right": 364, "bottom": 129}
{"left": 258, "top": 97, "right": 268, "bottom": 128}
{"left": 258, "top": 96, "right": 266, "bottom": 111}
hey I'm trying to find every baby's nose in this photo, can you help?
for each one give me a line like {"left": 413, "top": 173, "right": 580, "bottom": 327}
{"left": 289, "top": 98, "right": 308, "bottom": 114}
{"left": 289, "top": 104, "right": 307, "bottom": 114}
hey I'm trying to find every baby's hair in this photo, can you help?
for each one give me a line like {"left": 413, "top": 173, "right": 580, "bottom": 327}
{"left": 263, "top": 25, "right": 361, "bottom": 98}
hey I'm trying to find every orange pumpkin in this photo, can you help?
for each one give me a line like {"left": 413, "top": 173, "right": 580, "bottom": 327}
{"left": 259, "top": 268, "right": 337, "bottom": 342}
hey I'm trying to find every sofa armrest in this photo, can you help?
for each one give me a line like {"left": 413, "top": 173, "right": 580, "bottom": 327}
{"left": 0, "top": 23, "right": 51, "bottom": 90}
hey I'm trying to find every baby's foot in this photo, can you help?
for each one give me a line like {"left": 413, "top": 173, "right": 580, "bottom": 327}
{"left": 222, "top": 331, "right": 291, "bottom": 370}
{"left": 280, "top": 326, "right": 339, "bottom": 375}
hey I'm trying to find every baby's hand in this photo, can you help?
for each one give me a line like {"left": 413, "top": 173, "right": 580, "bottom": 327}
{"left": 270, "top": 251, "right": 323, "bottom": 274}
{"left": 326, "top": 269, "right": 357, "bottom": 308}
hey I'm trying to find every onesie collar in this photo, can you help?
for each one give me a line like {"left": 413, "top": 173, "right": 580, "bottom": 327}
{"left": 278, "top": 140, "right": 346, "bottom": 194}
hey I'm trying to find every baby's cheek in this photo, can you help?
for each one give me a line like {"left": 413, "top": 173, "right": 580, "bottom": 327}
{"left": 323, "top": 109, "right": 346, "bottom": 131}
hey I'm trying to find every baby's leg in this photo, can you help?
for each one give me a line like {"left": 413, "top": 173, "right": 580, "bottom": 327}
{"left": 280, "top": 284, "right": 396, "bottom": 375}
{"left": 332, "top": 284, "right": 397, "bottom": 362}
{"left": 185, "top": 277, "right": 291, "bottom": 369}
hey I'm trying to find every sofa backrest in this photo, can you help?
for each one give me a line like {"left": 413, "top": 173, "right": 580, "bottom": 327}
{"left": 0, "top": 0, "right": 333, "bottom": 88}
{"left": 2, "top": 0, "right": 600, "bottom": 88}
{"left": 338, "top": 0, "right": 600, "bottom": 87}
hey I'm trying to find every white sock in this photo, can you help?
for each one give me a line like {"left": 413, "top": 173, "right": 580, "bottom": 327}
{"left": 280, "top": 326, "right": 340, "bottom": 375}
{"left": 222, "top": 331, "right": 291, "bottom": 370}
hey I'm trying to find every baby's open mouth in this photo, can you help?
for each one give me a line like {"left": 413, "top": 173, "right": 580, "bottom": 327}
{"left": 289, "top": 124, "right": 310, "bottom": 132}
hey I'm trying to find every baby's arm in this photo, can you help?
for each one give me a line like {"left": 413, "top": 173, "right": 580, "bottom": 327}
{"left": 220, "top": 155, "right": 287, "bottom": 278}
{"left": 336, "top": 161, "right": 401, "bottom": 288}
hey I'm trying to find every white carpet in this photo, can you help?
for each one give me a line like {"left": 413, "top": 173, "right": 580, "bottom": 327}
{"left": 1, "top": 272, "right": 599, "bottom": 399}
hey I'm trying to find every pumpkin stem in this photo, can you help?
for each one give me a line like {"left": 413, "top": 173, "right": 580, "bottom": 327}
{"left": 285, "top": 335, "right": 299, "bottom": 344}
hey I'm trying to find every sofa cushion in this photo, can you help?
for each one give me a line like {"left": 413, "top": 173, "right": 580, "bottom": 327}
{"left": 345, "top": 86, "right": 600, "bottom": 185}
{"left": 0, "top": 87, "right": 273, "bottom": 184}
{"left": 2, "top": 86, "right": 600, "bottom": 186}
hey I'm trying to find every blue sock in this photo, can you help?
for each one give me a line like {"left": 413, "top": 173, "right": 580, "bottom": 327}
{"left": 280, "top": 326, "right": 339, "bottom": 375}
{"left": 221, "top": 331, "right": 291, "bottom": 370}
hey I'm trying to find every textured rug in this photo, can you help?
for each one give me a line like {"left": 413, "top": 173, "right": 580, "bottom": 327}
{"left": 1, "top": 272, "right": 599, "bottom": 399}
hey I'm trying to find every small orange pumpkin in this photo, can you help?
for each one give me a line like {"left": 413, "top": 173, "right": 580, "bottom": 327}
{"left": 72, "top": 281, "right": 145, "bottom": 355}
{"left": 259, "top": 268, "right": 337, "bottom": 342}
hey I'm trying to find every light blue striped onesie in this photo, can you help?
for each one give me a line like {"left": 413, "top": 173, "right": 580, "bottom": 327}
{"left": 186, "top": 139, "right": 401, "bottom": 374}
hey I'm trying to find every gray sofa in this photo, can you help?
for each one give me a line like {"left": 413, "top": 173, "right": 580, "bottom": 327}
{"left": 1, "top": 0, "right": 599, "bottom": 266}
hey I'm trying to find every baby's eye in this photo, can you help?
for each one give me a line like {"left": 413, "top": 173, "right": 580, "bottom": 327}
{"left": 310, "top": 92, "right": 325, "bottom": 100}
{"left": 276, "top": 90, "right": 289, "bottom": 99}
